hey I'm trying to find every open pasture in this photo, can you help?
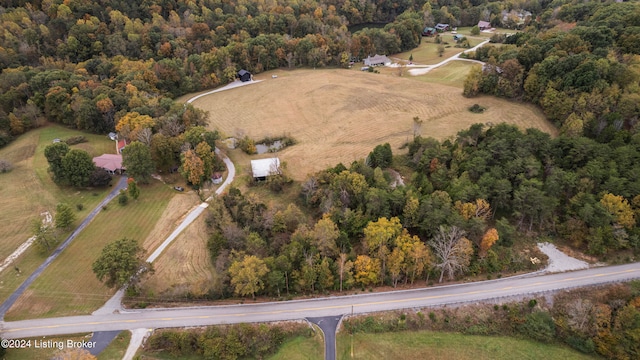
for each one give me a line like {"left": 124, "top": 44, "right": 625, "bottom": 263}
{"left": 192, "top": 69, "right": 556, "bottom": 181}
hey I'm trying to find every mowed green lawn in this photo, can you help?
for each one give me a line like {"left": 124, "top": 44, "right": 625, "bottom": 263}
{"left": 0, "top": 125, "right": 115, "bottom": 260}
{"left": 413, "top": 61, "right": 479, "bottom": 88}
{"left": 0, "top": 125, "right": 117, "bottom": 305}
{"left": 393, "top": 35, "right": 485, "bottom": 65}
{"left": 336, "top": 331, "right": 599, "bottom": 360}
{"left": 4, "top": 180, "right": 175, "bottom": 320}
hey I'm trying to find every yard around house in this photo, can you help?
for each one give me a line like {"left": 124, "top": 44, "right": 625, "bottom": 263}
{"left": 0, "top": 125, "right": 117, "bottom": 305}
{"left": 3, "top": 180, "right": 192, "bottom": 320}
{"left": 190, "top": 68, "right": 556, "bottom": 181}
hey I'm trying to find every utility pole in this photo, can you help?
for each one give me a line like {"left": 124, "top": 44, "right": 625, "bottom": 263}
{"left": 351, "top": 305, "right": 354, "bottom": 358}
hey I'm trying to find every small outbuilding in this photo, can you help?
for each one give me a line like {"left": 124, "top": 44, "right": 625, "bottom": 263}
{"left": 93, "top": 154, "right": 125, "bottom": 174}
{"left": 251, "top": 158, "right": 281, "bottom": 181}
{"left": 363, "top": 54, "right": 391, "bottom": 67}
{"left": 422, "top": 27, "right": 436, "bottom": 36}
{"left": 212, "top": 172, "right": 223, "bottom": 184}
{"left": 435, "top": 23, "right": 450, "bottom": 32}
{"left": 237, "top": 69, "right": 252, "bottom": 82}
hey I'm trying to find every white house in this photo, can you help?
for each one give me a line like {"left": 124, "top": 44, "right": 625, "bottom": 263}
{"left": 363, "top": 54, "right": 391, "bottom": 67}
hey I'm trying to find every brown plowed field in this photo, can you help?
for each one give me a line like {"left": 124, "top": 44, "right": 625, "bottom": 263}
{"left": 192, "top": 69, "right": 556, "bottom": 180}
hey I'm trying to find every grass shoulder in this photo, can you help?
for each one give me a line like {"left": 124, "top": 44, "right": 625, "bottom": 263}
{"left": 337, "top": 330, "right": 600, "bottom": 360}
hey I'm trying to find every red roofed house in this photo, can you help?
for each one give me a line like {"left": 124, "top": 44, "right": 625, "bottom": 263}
{"left": 117, "top": 139, "right": 128, "bottom": 154}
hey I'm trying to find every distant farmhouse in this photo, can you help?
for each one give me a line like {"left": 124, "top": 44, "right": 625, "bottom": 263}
{"left": 435, "top": 23, "right": 450, "bottom": 32}
{"left": 251, "top": 158, "right": 281, "bottom": 181}
{"left": 237, "top": 69, "right": 252, "bottom": 82}
{"left": 477, "top": 20, "right": 492, "bottom": 30}
{"left": 93, "top": 154, "right": 124, "bottom": 174}
{"left": 422, "top": 27, "right": 436, "bottom": 36}
{"left": 363, "top": 54, "right": 391, "bottom": 67}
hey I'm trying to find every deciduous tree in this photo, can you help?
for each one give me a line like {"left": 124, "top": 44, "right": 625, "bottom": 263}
{"left": 55, "top": 203, "right": 76, "bottom": 229}
{"left": 600, "top": 193, "right": 635, "bottom": 229}
{"left": 180, "top": 149, "right": 205, "bottom": 187}
{"left": 229, "top": 254, "right": 269, "bottom": 299}
{"left": 61, "top": 149, "right": 96, "bottom": 187}
{"left": 122, "top": 141, "right": 154, "bottom": 184}
{"left": 429, "top": 225, "right": 473, "bottom": 283}
{"left": 311, "top": 214, "right": 339, "bottom": 257}
{"left": 92, "top": 238, "right": 151, "bottom": 289}
{"left": 44, "top": 142, "right": 70, "bottom": 183}
{"left": 479, "top": 228, "right": 499, "bottom": 257}
{"left": 354, "top": 254, "right": 380, "bottom": 287}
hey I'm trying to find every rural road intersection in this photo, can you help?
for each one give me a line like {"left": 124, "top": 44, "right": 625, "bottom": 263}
{"left": 3, "top": 262, "right": 640, "bottom": 340}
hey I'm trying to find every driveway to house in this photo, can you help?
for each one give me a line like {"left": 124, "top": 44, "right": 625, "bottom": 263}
{"left": 3, "top": 262, "right": 640, "bottom": 340}
{"left": 0, "top": 176, "right": 128, "bottom": 319}
{"left": 407, "top": 39, "right": 490, "bottom": 76}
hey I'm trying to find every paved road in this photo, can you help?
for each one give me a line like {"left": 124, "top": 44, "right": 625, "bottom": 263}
{"left": 307, "top": 316, "right": 342, "bottom": 360}
{"left": 0, "top": 176, "right": 128, "bottom": 320}
{"left": 3, "top": 262, "right": 640, "bottom": 339}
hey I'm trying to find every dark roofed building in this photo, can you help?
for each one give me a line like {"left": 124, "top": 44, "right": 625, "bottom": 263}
{"left": 237, "top": 69, "right": 252, "bottom": 82}
{"left": 422, "top": 27, "right": 436, "bottom": 36}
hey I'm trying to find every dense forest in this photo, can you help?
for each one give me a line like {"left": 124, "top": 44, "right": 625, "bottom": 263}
{"left": 1, "top": 0, "right": 545, "bottom": 147}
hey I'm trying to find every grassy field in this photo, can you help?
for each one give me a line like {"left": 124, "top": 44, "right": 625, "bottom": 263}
{"left": 411, "top": 61, "right": 478, "bottom": 88}
{"left": 336, "top": 331, "right": 600, "bottom": 360}
{"left": 140, "top": 206, "right": 215, "bottom": 301}
{"left": 268, "top": 332, "right": 324, "bottom": 360}
{"left": 192, "top": 68, "right": 556, "bottom": 181}
{"left": 392, "top": 34, "right": 486, "bottom": 65}
{"left": 4, "top": 181, "right": 178, "bottom": 320}
{"left": 0, "top": 125, "right": 115, "bottom": 261}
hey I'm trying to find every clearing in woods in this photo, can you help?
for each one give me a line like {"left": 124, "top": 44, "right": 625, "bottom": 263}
{"left": 191, "top": 69, "right": 556, "bottom": 181}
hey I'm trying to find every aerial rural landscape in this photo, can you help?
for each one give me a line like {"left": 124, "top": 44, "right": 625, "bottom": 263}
{"left": 1, "top": 0, "right": 640, "bottom": 359}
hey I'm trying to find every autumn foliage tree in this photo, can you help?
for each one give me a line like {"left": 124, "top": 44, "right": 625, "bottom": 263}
{"left": 229, "top": 254, "right": 269, "bottom": 299}
{"left": 354, "top": 255, "right": 381, "bottom": 287}
{"left": 479, "top": 228, "right": 499, "bottom": 257}
{"left": 600, "top": 193, "right": 635, "bottom": 229}
{"left": 180, "top": 149, "right": 205, "bottom": 188}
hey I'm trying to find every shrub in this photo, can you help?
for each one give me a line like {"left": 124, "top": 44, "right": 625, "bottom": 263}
{"left": 238, "top": 136, "right": 257, "bottom": 154}
{"left": 118, "top": 191, "right": 128, "bottom": 205}
{"left": 76, "top": 203, "right": 84, "bottom": 211}
{"left": 64, "top": 135, "right": 87, "bottom": 145}
{"left": 518, "top": 311, "right": 555, "bottom": 342}
{"left": 0, "top": 159, "right": 12, "bottom": 173}
{"left": 469, "top": 104, "right": 486, "bottom": 113}
{"left": 429, "top": 312, "right": 437, "bottom": 322}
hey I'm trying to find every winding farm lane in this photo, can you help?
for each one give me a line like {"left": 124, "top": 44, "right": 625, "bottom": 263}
{"left": 3, "top": 262, "right": 640, "bottom": 339}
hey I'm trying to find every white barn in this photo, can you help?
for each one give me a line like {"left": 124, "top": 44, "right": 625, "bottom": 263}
{"left": 251, "top": 158, "right": 281, "bottom": 180}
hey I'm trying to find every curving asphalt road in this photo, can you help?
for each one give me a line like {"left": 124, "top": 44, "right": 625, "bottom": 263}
{"left": 0, "top": 176, "right": 128, "bottom": 320}
{"left": 3, "top": 262, "right": 640, "bottom": 339}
